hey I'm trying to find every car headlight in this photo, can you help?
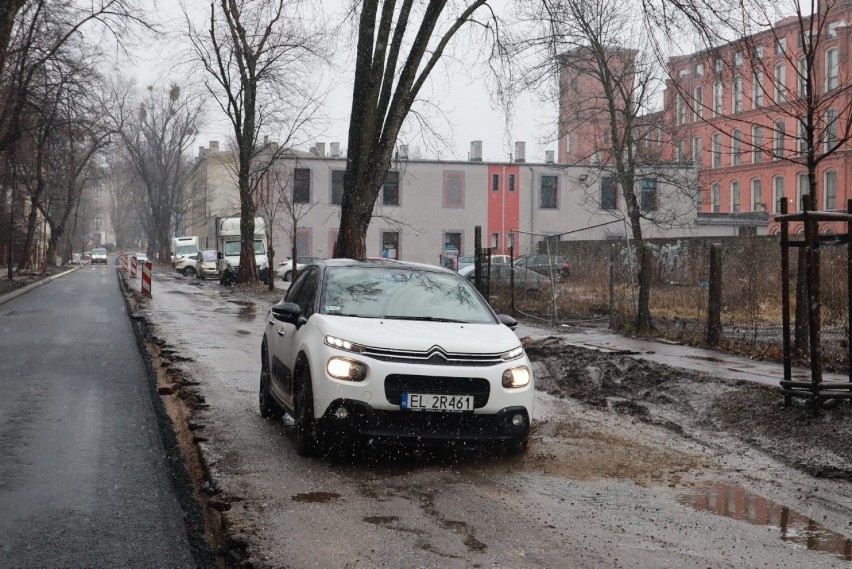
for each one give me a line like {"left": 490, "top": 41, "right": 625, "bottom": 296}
{"left": 500, "top": 346, "right": 525, "bottom": 361}
{"left": 326, "top": 357, "right": 367, "bottom": 382}
{"left": 324, "top": 335, "right": 366, "bottom": 354}
{"left": 502, "top": 366, "right": 531, "bottom": 388}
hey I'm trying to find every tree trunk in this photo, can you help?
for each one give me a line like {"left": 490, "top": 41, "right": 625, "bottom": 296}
{"left": 16, "top": 199, "right": 38, "bottom": 270}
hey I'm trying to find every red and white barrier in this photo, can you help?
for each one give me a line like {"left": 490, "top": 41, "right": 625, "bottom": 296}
{"left": 130, "top": 255, "right": 137, "bottom": 276}
{"left": 119, "top": 253, "right": 128, "bottom": 272}
{"left": 141, "top": 261, "right": 152, "bottom": 297}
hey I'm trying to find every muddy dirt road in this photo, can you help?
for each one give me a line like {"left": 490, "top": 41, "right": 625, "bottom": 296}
{"left": 130, "top": 269, "right": 852, "bottom": 568}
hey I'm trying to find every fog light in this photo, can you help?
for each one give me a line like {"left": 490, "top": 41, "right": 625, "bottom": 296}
{"left": 511, "top": 414, "right": 525, "bottom": 427}
{"left": 334, "top": 407, "right": 349, "bottom": 420}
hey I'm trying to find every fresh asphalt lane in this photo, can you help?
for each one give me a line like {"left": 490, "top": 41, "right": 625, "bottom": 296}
{"left": 0, "top": 264, "right": 199, "bottom": 567}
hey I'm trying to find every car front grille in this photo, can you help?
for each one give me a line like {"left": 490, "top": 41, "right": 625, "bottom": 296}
{"left": 384, "top": 374, "right": 490, "bottom": 408}
{"left": 362, "top": 345, "right": 503, "bottom": 367}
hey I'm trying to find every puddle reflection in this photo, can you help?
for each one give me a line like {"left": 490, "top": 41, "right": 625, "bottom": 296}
{"left": 678, "top": 483, "right": 852, "bottom": 562}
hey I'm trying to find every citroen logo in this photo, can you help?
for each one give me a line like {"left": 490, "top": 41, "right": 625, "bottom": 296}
{"left": 426, "top": 345, "right": 449, "bottom": 360}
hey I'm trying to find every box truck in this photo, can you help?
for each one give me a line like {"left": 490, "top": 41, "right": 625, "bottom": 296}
{"left": 205, "top": 216, "right": 268, "bottom": 284}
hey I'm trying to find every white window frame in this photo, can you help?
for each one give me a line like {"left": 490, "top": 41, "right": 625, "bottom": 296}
{"left": 731, "top": 129, "right": 742, "bottom": 165}
{"left": 711, "top": 182, "right": 721, "bottom": 212}
{"left": 773, "top": 119, "right": 785, "bottom": 159}
{"left": 712, "top": 133, "right": 722, "bottom": 167}
{"left": 826, "top": 47, "right": 839, "bottom": 91}
{"left": 751, "top": 178, "right": 762, "bottom": 211}
{"left": 733, "top": 75, "right": 743, "bottom": 113}
{"left": 693, "top": 84, "right": 703, "bottom": 121}
{"left": 796, "top": 172, "right": 809, "bottom": 211}
{"left": 713, "top": 81, "right": 723, "bottom": 116}
{"left": 730, "top": 180, "right": 741, "bottom": 212}
{"left": 752, "top": 71, "right": 764, "bottom": 108}
{"left": 773, "top": 176, "right": 785, "bottom": 213}
{"left": 752, "top": 125, "right": 762, "bottom": 163}
{"left": 774, "top": 62, "right": 786, "bottom": 103}
{"left": 824, "top": 169, "right": 837, "bottom": 209}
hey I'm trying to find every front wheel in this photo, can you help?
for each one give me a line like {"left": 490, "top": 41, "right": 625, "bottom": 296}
{"left": 182, "top": 266, "right": 196, "bottom": 277}
{"left": 293, "top": 364, "right": 318, "bottom": 456}
{"left": 259, "top": 342, "right": 283, "bottom": 419}
{"left": 282, "top": 270, "right": 293, "bottom": 282}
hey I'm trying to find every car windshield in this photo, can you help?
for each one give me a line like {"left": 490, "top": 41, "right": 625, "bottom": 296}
{"left": 321, "top": 266, "right": 495, "bottom": 323}
{"left": 92, "top": 248, "right": 106, "bottom": 255}
{"left": 201, "top": 250, "right": 217, "bottom": 261}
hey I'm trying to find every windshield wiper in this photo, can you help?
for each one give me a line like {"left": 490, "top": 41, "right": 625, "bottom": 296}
{"left": 381, "top": 315, "right": 466, "bottom": 323}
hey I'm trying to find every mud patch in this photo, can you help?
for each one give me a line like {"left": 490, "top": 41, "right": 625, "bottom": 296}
{"left": 291, "top": 491, "right": 342, "bottom": 503}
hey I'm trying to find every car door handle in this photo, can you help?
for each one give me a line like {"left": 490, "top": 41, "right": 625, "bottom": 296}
{"left": 268, "top": 318, "right": 275, "bottom": 325}
{"left": 277, "top": 328, "right": 285, "bottom": 336}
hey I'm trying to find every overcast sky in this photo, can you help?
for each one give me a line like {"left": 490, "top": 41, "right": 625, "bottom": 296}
{"left": 131, "top": 0, "right": 558, "bottom": 164}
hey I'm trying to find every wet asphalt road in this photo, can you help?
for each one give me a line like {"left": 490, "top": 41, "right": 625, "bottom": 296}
{"left": 0, "top": 265, "right": 198, "bottom": 568}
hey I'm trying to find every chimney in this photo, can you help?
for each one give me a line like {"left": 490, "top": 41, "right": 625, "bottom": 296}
{"left": 398, "top": 144, "right": 409, "bottom": 160}
{"left": 309, "top": 146, "right": 316, "bottom": 156}
{"left": 469, "top": 140, "right": 483, "bottom": 162}
{"left": 199, "top": 146, "right": 207, "bottom": 157}
{"left": 209, "top": 140, "right": 219, "bottom": 152}
{"left": 330, "top": 142, "right": 340, "bottom": 158}
{"left": 514, "top": 141, "right": 526, "bottom": 163}
{"left": 545, "top": 150, "right": 555, "bottom": 164}
{"left": 315, "top": 142, "right": 326, "bottom": 157}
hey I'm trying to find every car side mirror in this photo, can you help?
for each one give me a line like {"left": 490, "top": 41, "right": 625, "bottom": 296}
{"left": 272, "top": 301, "right": 302, "bottom": 325}
{"left": 496, "top": 314, "right": 518, "bottom": 329}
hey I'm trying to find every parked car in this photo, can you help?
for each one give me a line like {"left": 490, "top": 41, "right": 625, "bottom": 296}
{"left": 175, "top": 254, "right": 197, "bottom": 276}
{"left": 132, "top": 252, "right": 148, "bottom": 266}
{"left": 455, "top": 254, "right": 512, "bottom": 271}
{"left": 276, "top": 256, "right": 324, "bottom": 282}
{"left": 458, "top": 264, "right": 552, "bottom": 293}
{"left": 90, "top": 247, "right": 108, "bottom": 265}
{"left": 195, "top": 249, "right": 219, "bottom": 280}
{"left": 259, "top": 259, "right": 533, "bottom": 456}
{"left": 515, "top": 254, "right": 570, "bottom": 279}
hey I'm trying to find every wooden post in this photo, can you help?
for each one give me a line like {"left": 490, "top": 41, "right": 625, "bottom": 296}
{"left": 848, "top": 200, "right": 852, "bottom": 386}
{"left": 707, "top": 243, "right": 722, "bottom": 346}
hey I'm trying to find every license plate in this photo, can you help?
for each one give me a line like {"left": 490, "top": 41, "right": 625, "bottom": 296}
{"left": 401, "top": 392, "right": 474, "bottom": 412}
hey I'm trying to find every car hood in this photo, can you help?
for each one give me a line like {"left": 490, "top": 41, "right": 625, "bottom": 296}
{"left": 312, "top": 314, "right": 520, "bottom": 353}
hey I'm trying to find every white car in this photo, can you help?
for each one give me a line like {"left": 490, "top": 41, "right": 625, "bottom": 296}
{"left": 276, "top": 256, "right": 324, "bottom": 282}
{"left": 90, "top": 247, "right": 108, "bottom": 265}
{"left": 175, "top": 254, "right": 197, "bottom": 276}
{"left": 259, "top": 259, "right": 533, "bottom": 456}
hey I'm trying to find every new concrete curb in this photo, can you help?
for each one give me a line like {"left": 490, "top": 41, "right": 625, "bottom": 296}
{"left": 0, "top": 264, "right": 85, "bottom": 306}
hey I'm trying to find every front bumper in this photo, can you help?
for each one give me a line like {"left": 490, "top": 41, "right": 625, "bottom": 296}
{"left": 317, "top": 399, "right": 530, "bottom": 444}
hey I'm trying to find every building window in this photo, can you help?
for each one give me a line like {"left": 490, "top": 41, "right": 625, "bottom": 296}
{"left": 796, "top": 119, "right": 807, "bottom": 155}
{"left": 824, "top": 170, "right": 837, "bottom": 209}
{"left": 711, "top": 182, "right": 721, "bottom": 213}
{"left": 796, "top": 172, "right": 809, "bottom": 210}
{"left": 713, "top": 81, "right": 723, "bottom": 116}
{"left": 733, "top": 75, "right": 743, "bottom": 113}
{"left": 600, "top": 176, "right": 617, "bottom": 210}
{"left": 293, "top": 168, "right": 311, "bottom": 204}
{"left": 826, "top": 47, "right": 839, "bottom": 91}
{"left": 828, "top": 21, "right": 841, "bottom": 39}
{"left": 751, "top": 178, "right": 763, "bottom": 211}
{"left": 752, "top": 71, "right": 764, "bottom": 108}
{"left": 730, "top": 180, "right": 741, "bottom": 212}
{"left": 443, "top": 171, "right": 465, "bottom": 208}
{"left": 491, "top": 232, "right": 500, "bottom": 249}
{"left": 330, "top": 169, "right": 345, "bottom": 205}
{"left": 693, "top": 85, "right": 703, "bottom": 121}
{"left": 508, "top": 174, "right": 516, "bottom": 192}
{"left": 492, "top": 173, "right": 500, "bottom": 191}
{"left": 756, "top": 45, "right": 765, "bottom": 59}
{"left": 712, "top": 132, "right": 722, "bottom": 167}
{"left": 773, "top": 176, "right": 785, "bottom": 213}
{"left": 752, "top": 125, "right": 763, "bottom": 163}
{"left": 695, "top": 63, "right": 704, "bottom": 76}
{"left": 773, "top": 119, "right": 785, "bottom": 159}
{"left": 444, "top": 231, "right": 462, "bottom": 262}
{"left": 734, "top": 51, "right": 743, "bottom": 66}
{"left": 540, "top": 175, "right": 558, "bottom": 209}
{"left": 675, "top": 140, "right": 685, "bottom": 161}
{"left": 639, "top": 178, "right": 657, "bottom": 211}
{"left": 382, "top": 171, "right": 400, "bottom": 206}
{"left": 797, "top": 56, "right": 807, "bottom": 97}
{"left": 380, "top": 231, "right": 399, "bottom": 259}
{"left": 731, "top": 129, "right": 742, "bottom": 166}
{"left": 825, "top": 107, "right": 838, "bottom": 151}
{"left": 775, "top": 37, "right": 787, "bottom": 55}
{"left": 774, "top": 62, "right": 786, "bottom": 103}
{"left": 714, "top": 58, "right": 722, "bottom": 72}
{"left": 676, "top": 93, "right": 685, "bottom": 125}
{"left": 295, "top": 228, "right": 311, "bottom": 257}
{"left": 692, "top": 136, "right": 702, "bottom": 166}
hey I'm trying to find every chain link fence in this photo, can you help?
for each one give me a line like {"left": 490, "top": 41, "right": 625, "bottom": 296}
{"left": 482, "top": 235, "right": 848, "bottom": 371}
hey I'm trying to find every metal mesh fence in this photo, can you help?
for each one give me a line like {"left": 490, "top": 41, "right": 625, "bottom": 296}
{"left": 483, "top": 235, "right": 848, "bottom": 371}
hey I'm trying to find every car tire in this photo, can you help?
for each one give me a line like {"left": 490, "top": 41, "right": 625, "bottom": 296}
{"left": 283, "top": 270, "right": 292, "bottom": 282}
{"left": 182, "top": 266, "right": 196, "bottom": 277}
{"left": 259, "top": 341, "right": 284, "bottom": 419}
{"left": 293, "top": 362, "right": 318, "bottom": 457}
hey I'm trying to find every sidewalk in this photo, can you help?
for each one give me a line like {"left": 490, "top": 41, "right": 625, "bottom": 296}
{"left": 514, "top": 320, "right": 848, "bottom": 388}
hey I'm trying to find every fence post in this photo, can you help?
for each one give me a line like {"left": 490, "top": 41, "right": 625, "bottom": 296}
{"left": 474, "top": 226, "right": 482, "bottom": 293}
{"left": 141, "top": 261, "right": 152, "bottom": 297}
{"left": 707, "top": 243, "right": 722, "bottom": 346}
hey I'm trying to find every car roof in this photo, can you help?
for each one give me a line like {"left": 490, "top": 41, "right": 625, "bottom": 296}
{"left": 315, "top": 258, "right": 456, "bottom": 275}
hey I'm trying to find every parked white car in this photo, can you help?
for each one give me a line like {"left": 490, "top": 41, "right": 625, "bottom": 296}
{"left": 259, "top": 259, "right": 533, "bottom": 456}
{"left": 276, "top": 256, "right": 324, "bottom": 282}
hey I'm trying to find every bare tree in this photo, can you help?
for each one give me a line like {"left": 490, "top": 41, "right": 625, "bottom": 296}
{"left": 186, "top": 0, "right": 326, "bottom": 284}
{"left": 115, "top": 83, "right": 202, "bottom": 262}
{"left": 513, "top": 0, "right": 694, "bottom": 332}
{"left": 332, "top": 0, "right": 502, "bottom": 259}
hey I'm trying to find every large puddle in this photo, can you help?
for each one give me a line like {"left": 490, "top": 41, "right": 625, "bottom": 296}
{"left": 678, "top": 482, "right": 852, "bottom": 562}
